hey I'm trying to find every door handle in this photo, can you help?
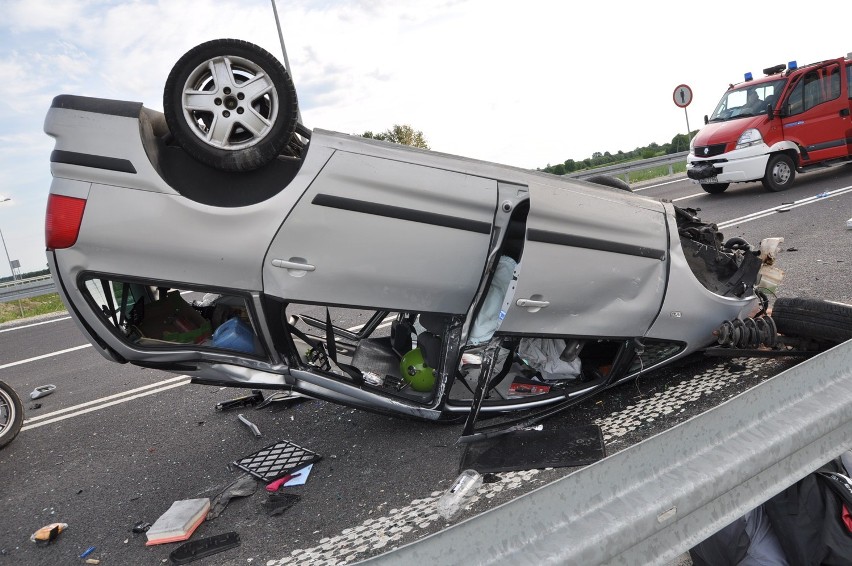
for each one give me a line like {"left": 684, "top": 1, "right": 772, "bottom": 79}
{"left": 516, "top": 298, "right": 550, "bottom": 309}
{"left": 271, "top": 258, "right": 316, "bottom": 277}
{"left": 841, "top": 108, "right": 850, "bottom": 117}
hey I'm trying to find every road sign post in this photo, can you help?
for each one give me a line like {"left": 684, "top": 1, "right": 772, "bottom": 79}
{"left": 673, "top": 84, "right": 693, "bottom": 141}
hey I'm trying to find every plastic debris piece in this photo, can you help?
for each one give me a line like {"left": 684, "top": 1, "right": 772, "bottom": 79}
{"left": 146, "top": 499, "right": 210, "bottom": 546}
{"left": 207, "top": 474, "right": 258, "bottom": 520}
{"left": 169, "top": 532, "right": 240, "bottom": 565}
{"left": 436, "top": 470, "right": 483, "bottom": 520}
{"left": 216, "top": 390, "right": 264, "bottom": 411}
{"left": 265, "top": 472, "right": 301, "bottom": 492}
{"left": 30, "top": 384, "right": 56, "bottom": 400}
{"left": 30, "top": 522, "right": 67, "bottom": 545}
{"left": 80, "top": 545, "right": 96, "bottom": 558}
{"left": 85, "top": 560, "right": 100, "bottom": 565}
{"left": 232, "top": 440, "right": 321, "bottom": 482}
{"left": 237, "top": 414, "right": 261, "bottom": 437}
{"left": 263, "top": 493, "right": 301, "bottom": 516}
{"left": 816, "top": 191, "right": 829, "bottom": 198}
{"left": 132, "top": 521, "right": 151, "bottom": 533}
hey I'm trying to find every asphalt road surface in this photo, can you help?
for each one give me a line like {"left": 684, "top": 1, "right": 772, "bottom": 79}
{"left": 1, "top": 165, "right": 851, "bottom": 565}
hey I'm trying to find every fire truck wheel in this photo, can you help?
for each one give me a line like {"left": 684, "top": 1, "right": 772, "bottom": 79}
{"left": 762, "top": 154, "right": 796, "bottom": 192}
{"left": 700, "top": 183, "right": 729, "bottom": 194}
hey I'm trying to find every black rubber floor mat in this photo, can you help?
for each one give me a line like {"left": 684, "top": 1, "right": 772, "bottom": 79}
{"left": 169, "top": 532, "right": 240, "bottom": 564}
{"left": 459, "top": 424, "right": 605, "bottom": 473}
{"left": 231, "top": 440, "right": 321, "bottom": 482}
{"left": 351, "top": 337, "right": 402, "bottom": 378}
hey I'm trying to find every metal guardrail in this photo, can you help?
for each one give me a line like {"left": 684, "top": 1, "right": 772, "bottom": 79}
{"left": 567, "top": 151, "right": 689, "bottom": 182}
{"left": 362, "top": 339, "right": 852, "bottom": 565}
{"left": 0, "top": 275, "right": 56, "bottom": 303}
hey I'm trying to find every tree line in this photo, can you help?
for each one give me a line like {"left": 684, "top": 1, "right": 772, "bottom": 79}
{"left": 361, "top": 125, "right": 696, "bottom": 176}
{"left": 537, "top": 132, "right": 695, "bottom": 176}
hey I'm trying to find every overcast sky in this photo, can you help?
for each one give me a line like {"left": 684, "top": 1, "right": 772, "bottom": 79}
{"left": 1, "top": 0, "right": 850, "bottom": 274}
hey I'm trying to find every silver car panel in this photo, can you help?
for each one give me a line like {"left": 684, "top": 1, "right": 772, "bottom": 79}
{"left": 264, "top": 149, "right": 496, "bottom": 313}
{"left": 500, "top": 180, "right": 668, "bottom": 336}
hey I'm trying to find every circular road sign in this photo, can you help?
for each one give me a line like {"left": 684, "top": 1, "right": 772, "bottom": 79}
{"left": 673, "top": 84, "right": 693, "bottom": 108}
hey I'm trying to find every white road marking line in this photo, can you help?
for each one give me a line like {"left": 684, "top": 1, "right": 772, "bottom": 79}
{"left": 718, "top": 185, "right": 852, "bottom": 228}
{"left": 0, "top": 344, "right": 91, "bottom": 370}
{"left": 21, "top": 378, "right": 191, "bottom": 431}
{"left": 672, "top": 192, "right": 705, "bottom": 202}
{"left": 632, "top": 177, "right": 686, "bottom": 192}
{"left": 0, "top": 316, "right": 71, "bottom": 333}
{"left": 23, "top": 374, "right": 191, "bottom": 423}
{"left": 347, "top": 316, "right": 396, "bottom": 332}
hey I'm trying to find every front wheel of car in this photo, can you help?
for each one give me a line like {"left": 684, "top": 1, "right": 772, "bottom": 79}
{"left": 0, "top": 381, "right": 23, "bottom": 449}
{"left": 163, "top": 39, "right": 298, "bottom": 172}
{"left": 700, "top": 183, "right": 729, "bottom": 194}
{"left": 761, "top": 154, "right": 796, "bottom": 192}
{"left": 771, "top": 297, "right": 852, "bottom": 346}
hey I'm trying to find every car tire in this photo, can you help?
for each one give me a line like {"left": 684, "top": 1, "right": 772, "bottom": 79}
{"left": 700, "top": 183, "right": 730, "bottom": 194}
{"left": 163, "top": 39, "right": 298, "bottom": 172}
{"left": 772, "top": 297, "right": 852, "bottom": 345}
{"left": 761, "top": 154, "right": 796, "bottom": 192}
{"left": 586, "top": 175, "right": 632, "bottom": 192}
{"left": 0, "top": 381, "right": 23, "bottom": 449}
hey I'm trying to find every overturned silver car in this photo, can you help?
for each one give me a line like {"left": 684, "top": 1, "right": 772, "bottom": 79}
{"left": 44, "top": 40, "right": 851, "bottom": 438}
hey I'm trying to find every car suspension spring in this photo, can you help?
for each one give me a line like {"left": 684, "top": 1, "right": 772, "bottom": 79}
{"left": 715, "top": 316, "right": 778, "bottom": 349}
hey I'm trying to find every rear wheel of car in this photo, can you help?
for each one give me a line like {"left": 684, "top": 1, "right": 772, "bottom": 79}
{"left": 163, "top": 39, "right": 298, "bottom": 172}
{"left": 586, "top": 174, "right": 632, "bottom": 192}
{"left": 761, "top": 154, "right": 796, "bottom": 192}
{"left": 772, "top": 297, "right": 852, "bottom": 346}
{"left": 0, "top": 381, "right": 23, "bottom": 449}
{"left": 700, "top": 183, "right": 729, "bottom": 194}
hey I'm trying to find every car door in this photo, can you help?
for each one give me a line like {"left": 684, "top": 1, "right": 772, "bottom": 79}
{"left": 498, "top": 180, "right": 668, "bottom": 337}
{"left": 263, "top": 149, "right": 496, "bottom": 314}
{"left": 781, "top": 60, "right": 850, "bottom": 162}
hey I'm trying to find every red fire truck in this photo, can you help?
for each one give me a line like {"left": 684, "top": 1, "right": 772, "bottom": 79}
{"left": 687, "top": 54, "right": 852, "bottom": 194}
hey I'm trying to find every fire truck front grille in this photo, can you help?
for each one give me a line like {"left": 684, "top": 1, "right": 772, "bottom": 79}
{"left": 694, "top": 143, "right": 728, "bottom": 158}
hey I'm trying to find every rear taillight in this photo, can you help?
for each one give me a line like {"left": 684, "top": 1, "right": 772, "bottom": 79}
{"left": 45, "top": 194, "right": 87, "bottom": 250}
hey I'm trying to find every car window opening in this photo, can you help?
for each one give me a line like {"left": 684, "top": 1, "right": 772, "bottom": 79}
{"left": 80, "top": 277, "right": 266, "bottom": 357}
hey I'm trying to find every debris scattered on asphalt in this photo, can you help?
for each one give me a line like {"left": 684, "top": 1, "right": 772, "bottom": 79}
{"left": 79, "top": 545, "right": 96, "bottom": 558}
{"left": 263, "top": 493, "right": 301, "bottom": 516}
{"left": 132, "top": 521, "right": 151, "bottom": 533}
{"left": 231, "top": 440, "right": 321, "bottom": 482}
{"left": 30, "top": 522, "right": 67, "bottom": 545}
{"left": 254, "top": 390, "right": 310, "bottom": 410}
{"left": 28, "top": 403, "right": 42, "bottom": 410}
{"left": 146, "top": 498, "right": 210, "bottom": 546}
{"left": 786, "top": 247, "right": 798, "bottom": 252}
{"left": 216, "top": 390, "right": 264, "bottom": 411}
{"left": 436, "top": 470, "right": 483, "bottom": 520}
{"left": 29, "top": 384, "right": 56, "bottom": 400}
{"left": 207, "top": 474, "right": 257, "bottom": 521}
{"left": 85, "top": 559, "right": 100, "bottom": 565}
{"left": 265, "top": 472, "right": 301, "bottom": 492}
{"left": 169, "top": 532, "right": 241, "bottom": 565}
{"left": 237, "top": 414, "right": 261, "bottom": 438}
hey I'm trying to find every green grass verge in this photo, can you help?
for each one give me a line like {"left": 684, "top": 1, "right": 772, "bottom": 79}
{"left": 628, "top": 161, "right": 687, "bottom": 183}
{"left": 0, "top": 293, "right": 67, "bottom": 324}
